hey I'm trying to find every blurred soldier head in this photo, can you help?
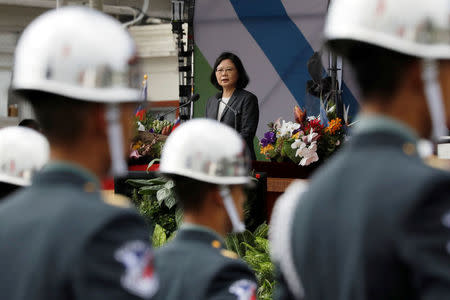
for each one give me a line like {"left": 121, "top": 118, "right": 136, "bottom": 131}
{"left": 0, "top": 126, "right": 49, "bottom": 199}
{"left": 11, "top": 6, "right": 143, "bottom": 178}
{"left": 160, "top": 119, "right": 252, "bottom": 234}
{"left": 324, "top": 0, "right": 450, "bottom": 140}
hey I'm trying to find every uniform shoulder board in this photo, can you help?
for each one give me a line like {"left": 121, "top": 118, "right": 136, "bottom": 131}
{"left": 101, "top": 190, "right": 132, "bottom": 208}
{"left": 220, "top": 249, "right": 239, "bottom": 259}
{"left": 424, "top": 155, "right": 450, "bottom": 171}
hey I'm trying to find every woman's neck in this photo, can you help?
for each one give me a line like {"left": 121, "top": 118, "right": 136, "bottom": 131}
{"left": 222, "top": 87, "right": 236, "bottom": 98}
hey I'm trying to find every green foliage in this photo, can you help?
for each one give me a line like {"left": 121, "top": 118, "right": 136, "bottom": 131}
{"left": 127, "top": 177, "right": 180, "bottom": 240}
{"left": 225, "top": 223, "right": 275, "bottom": 299}
{"left": 283, "top": 139, "right": 301, "bottom": 165}
{"left": 138, "top": 114, "right": 173, "bottom": 134}
{"left": 152, "top": 224, "right": 167, "bottom": 248}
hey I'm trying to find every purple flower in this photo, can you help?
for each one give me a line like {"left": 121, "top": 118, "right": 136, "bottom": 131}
{"left": 292, "top": 128, "right": 302, "bottom": 135}
{"left": 261, "top": 131, "right": 276, "bottom": 147}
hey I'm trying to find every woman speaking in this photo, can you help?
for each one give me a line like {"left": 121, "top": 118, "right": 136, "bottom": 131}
{"left": 205, "top": 52, "right": 259, "bottom": 161}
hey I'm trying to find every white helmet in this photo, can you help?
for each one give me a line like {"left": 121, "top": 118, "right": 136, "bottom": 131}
{"left": 324, "top": 0, "right": 450, "bottom": 140}
{"left": 12, "top": 6, "right": 141, "bottom": 102}
{"left": 325, "top": 0, "right": 450, "bottom": 59}
{"left": 160, "top": 119, "right": 251, "bottom": 185}
{"left": 160, "top": 119, "right": 251, "bottom": 232}
{"left": 0, "top": 127, "right": 50, "bottom": 186}
{"left": 11, "top": 7, "right": 143, "bottom": 175}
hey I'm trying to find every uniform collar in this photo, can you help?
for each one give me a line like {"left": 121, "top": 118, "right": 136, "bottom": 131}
{"left": 177, "top": 223, "right": 226, "bottom": 248}
{"left": 348, "top": 115, "right": 422, "bottom": 158}
{"left": 33, "top": 161, "right": 100, "bottom": 191}
{"left": 352, "top": 114, "right": 419, "bottom": 144}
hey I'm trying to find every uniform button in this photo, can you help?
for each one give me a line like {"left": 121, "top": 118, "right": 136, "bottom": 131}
{"left": 84, "top": 182, "right": 97, "bottom": 193}
{"left": 211, "top": 240, "right": 221, "bottom": 248}
{"left": 403, "top": 143, "right": 416, "bottom": 156}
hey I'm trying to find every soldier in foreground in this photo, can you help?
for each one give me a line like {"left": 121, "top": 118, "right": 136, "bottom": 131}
{"left": 154, "top": 119, "right": 257, "bottom": 300}
{"left": 0, "top": 7, "right": 158, "bottom": 300}
{"left": 271, "top": 0, "right": 450, "bottom": 299}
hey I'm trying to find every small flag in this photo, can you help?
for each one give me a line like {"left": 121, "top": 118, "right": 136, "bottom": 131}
{"left": 135, "top": 74, "right": 148, "bottom": 121}
{"left": 170, "top": 118, "right": 181, "bottom": 133}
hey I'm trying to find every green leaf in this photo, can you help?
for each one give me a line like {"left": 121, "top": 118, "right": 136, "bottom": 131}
{"left": 152, "top": 224, "right": 167, "bottom": 248}
{"left": 126, "top": 178, "right": 167, "bottom": 187}
{"left": 255, "top": 237, "right": 270, "bottom": 253}
{"left": 226, "top": 233, "right": 244, "bottom": 257}
{"left": 164, "top": 195, "right": 177, "bottom": 209}
{"left": 138, "top": 184, "right": 165, "bottom": 195}
{"left": 241, "top": 229, "right": 256, "bottom": 246}
{"left": 254, "top": 223, "right": 269, "bottom": 238}
{"left": 146, "top": 158, "right": 161, "bottom": 172}
{"left": 164, "top": 180, "right": 175, "bottom": 189}
{"left": 156, "top": 188, "right": 170, "bottom": 205}
{"left": 175, "top": 207, "right": 183, "bottom": 227}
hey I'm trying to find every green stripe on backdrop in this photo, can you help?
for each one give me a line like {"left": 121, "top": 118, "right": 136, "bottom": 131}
{"left": 193, "top": 45, "right": 217, "bottom": 118}
{"left": 193, "top": 45, "right": 268, "bottom": 161}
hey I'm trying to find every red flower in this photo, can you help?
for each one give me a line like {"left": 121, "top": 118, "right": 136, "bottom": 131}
{"left": 255, "top": 173, "right": 261, "bottom": 179}
{"left": 304, "top": 119, "right": 324, "bottom": 135}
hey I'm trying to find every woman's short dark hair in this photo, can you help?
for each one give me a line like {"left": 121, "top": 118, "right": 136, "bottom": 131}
{"left": 210, "top": 52, "right": 250, "bottom": 90}
{"left": 327, "top": 40, "right": 417, "bottom": 100}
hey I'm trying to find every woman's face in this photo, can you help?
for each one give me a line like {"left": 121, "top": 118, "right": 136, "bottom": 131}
{"left": 215, "top": 59, "right": 239, "bottom": 90}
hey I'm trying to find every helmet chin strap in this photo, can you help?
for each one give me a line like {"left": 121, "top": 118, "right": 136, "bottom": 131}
{"left": 219, "top": 185, "right": 246, "bottom": 233}
{"left": 422, "top": 59, "right": 448, "bottom": 142}
{"left": 105, "top": 103, "right": 128, "bottom": 177}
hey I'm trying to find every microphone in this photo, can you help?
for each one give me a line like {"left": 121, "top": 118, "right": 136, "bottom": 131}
{"left": 158, "top": 93, "right": 200, "bottom": 121}
{"left": 217, "top": 98, "right": 240, "bottom": 131}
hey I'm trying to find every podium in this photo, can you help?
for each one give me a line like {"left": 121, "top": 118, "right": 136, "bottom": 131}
{"left": 252, "top": 161, "right": 319, "bottom": 220}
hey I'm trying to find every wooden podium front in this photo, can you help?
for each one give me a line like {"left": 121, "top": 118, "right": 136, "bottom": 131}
{"left": 252, "top": 161, "right": 318, "bottom": 220}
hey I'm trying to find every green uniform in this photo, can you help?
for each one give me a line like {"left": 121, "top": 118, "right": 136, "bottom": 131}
{"left": 154, "top": 224, "right": 257, "bottom": 300}
{"left": 0, "top": 162, "right": 158, "bottom": 300}
{"left": 271, "top": 116, "right": 450, "bottom": 300}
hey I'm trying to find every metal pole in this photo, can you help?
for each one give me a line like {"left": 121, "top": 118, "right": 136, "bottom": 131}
{"left": 89, "top": 0, "right": 103, "bottom": 11}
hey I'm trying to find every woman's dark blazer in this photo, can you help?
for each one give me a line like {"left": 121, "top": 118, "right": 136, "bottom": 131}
{"left": 205, "top": 89, "right": 259, "bottom": 161}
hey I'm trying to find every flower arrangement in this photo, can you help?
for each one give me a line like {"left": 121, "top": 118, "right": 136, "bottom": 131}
{"left": 130, "top": 115, "right": 175, "bottom": 160}
{"left": 260, "top": 104, "right": 346, "bottom": 166}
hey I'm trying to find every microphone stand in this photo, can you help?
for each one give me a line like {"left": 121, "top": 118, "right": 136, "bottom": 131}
{"left": 157, "top": 94, "right": 199, "bottom": 121}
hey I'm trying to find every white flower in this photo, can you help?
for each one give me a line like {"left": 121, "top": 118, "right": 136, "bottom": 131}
{"left": 295, "top": 141, "right": 319, "bottom": 166}
{"left": 277, "top": 120, "right": 300, "bottom": 138}
{"left": 295, "top": 142, "right": 307, "bottom": 157}
{"left": 307, "top": 116, "right": 317, "bottom": 121}
{"left": 137, "top": 121, "right": 146, "bottom": 131}
{"left": 300, "top": 152, "right": 319, "bottom": 166}
{"left": 291, "top": 139, "right": 303, "bottom": 149}
{"left": 305, "top": 130, "right": 318, "bottom": 143}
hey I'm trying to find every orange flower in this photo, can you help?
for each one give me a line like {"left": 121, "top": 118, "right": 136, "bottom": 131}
{"left": 325, "top": 118, "right": 342, "bottom": 134}
{"left": 294, "top": 106, "right": 306, "bottom": 124}
{"left": 260, "top": 144, "right": 274, "bottom": 155}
